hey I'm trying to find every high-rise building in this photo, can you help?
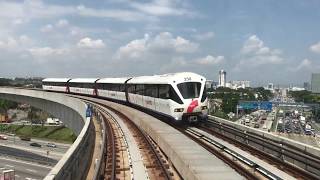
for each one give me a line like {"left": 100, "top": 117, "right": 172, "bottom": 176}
{"left": 218, "top": 70, "right": 226, "bottom": 87}
{"left": 231, "top": 80, "right": 250, "bottom": 89}
{"left": 303, "top": 82, "right": 310, "bottom": 91}
{"left": 311, "top": 73, "right": 320, "bottom": 93}
{"left": 268, "top": 83, "right": 274, "bottom": 90}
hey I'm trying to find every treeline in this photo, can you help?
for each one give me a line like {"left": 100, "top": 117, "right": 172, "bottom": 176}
{"left": 0, "top": 99, "right": 18, "bottom": 111}
{"left": 0, "top": 77, "right": 43, "bottom": 88}
{"left": 289, "top": 90, "right": 320, "bottom": 103}
{"left": 209, "top": 87, "right": 273, "bottom": 117}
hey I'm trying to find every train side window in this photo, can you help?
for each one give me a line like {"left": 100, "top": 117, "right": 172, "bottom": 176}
{"left": 159, "top": 85, "right": 170, "bottom": 99}
{"left": 119, "top": 84, "right": 125, "bottom": 92}
{"left": 128, "top": 84, "right": 135, "bottom": 94}
{"left": 136, "top": 84, "right": 144, "bottom": 95}
{"left": 145, "top": 84, "right": 158, "bottom": 98}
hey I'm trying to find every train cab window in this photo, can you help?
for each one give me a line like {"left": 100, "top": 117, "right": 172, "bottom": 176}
{"left": 169, "top": 86, "right": 183, "bottom": 104}
{"left": 201, "top": 87, "right": 207, "bottom": 102}
{"left": 177, "top": 82, "right": 201, "bottom": 99}
{"left": 159, "top": 85, "right": 183, "bottom": 104}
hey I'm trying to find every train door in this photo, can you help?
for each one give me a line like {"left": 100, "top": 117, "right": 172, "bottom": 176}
{"left": 157, "top": 84, "right": 171, "bottom": 115}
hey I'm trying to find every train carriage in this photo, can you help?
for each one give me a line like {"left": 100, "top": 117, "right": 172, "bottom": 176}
{"left": 96, "top": 78, "right": 130, "bottom": 101}
{"left": 127, "top": 72, "right": 208, "bottom": 122}
{"left": 41, "top": 72, "right": 208, "bottom": 123}
{"left": 68, "top": 78, "right": 99, "bottom": 95}
{"left": 42, "top": 78, "right": 71, "bottom": 92}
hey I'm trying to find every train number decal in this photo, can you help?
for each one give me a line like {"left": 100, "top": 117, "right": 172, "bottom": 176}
{"left": 184, "top": 77, "right": 191, "bottom": 81}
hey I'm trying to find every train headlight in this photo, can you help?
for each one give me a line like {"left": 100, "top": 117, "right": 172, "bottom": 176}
{"left": 174, "top": 108, "right": 184, "bottom": 112}
{"left": 201, "top": 106, "right": 208, "bottom": 110}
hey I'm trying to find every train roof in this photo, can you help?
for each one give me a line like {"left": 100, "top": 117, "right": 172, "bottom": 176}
{"left": 128, "top": 72, "right": 206, "bottom": 84}
{"left": 97, "top": 77, "right": 130, "bottom": 84}
{"left": 42, "top": 78, "right": 71, "bottom": 82}
{"left": 69, "top": 78, "right": 99, "bottom": 83}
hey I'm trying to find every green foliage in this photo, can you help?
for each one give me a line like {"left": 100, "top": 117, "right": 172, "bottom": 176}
{"left": 209, "top": 87, "right": 273, "bottom": 115}
{"left": 289, "top": 90, "right": 320, "bottom": 103}
{"left": 0, "top": 124, "right": 76, "bottom": 143}
{"left": 0, "top": 99, "right": 18, "bottom": 110}
{"left": 252, "top": 87, "right": 273, "bottom": 101}
{"left": 212, "top": 110, "right": 228, "bottom": 119}
{"left": 0, "top": 78, "right": 12, "bottom": 86}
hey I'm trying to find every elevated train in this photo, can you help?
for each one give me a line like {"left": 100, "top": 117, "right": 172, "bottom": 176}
{"left": 42, "top": 72, "right": 208, "bottom": 123}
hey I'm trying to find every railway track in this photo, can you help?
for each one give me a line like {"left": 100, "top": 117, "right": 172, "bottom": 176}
{"left": 198, "top": 120, "right": 320, "bottom": 180}
{"left": 83, "top": 99, "right": 178, "bottom": 180}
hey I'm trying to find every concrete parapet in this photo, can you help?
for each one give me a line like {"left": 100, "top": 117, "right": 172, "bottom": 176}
{"left": 209, "top": 115, "right": 320, "bottom": 157}
{"left": 209, "top": 115, "right": 320, "bottom": 176}
{"left": 0, "top": 88, "right": 95, "bottom": 180}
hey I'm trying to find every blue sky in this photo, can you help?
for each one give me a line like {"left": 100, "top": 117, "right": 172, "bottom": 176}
{"left": 0, "top": 0, "right": 320, "bottom": 86}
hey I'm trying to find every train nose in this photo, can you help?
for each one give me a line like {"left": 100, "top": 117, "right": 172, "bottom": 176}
{"left": 187, "top": 99, "right": 199, "bottom": 113}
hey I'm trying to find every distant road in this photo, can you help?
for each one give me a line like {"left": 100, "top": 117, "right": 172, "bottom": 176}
{"left": 0, "top": 136, "right": 71, "bottom": 160}
{"left": 0, "top": 156, "right": 51, "bottom": 180}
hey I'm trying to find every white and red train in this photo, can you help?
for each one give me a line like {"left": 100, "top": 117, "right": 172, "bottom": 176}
{"left": 42, "top": 72, "right": 208, "bottom": 123}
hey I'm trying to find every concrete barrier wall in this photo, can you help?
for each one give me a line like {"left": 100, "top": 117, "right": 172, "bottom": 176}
{"left": 0, "top": 88, "right": 95, "bottom": 180}
{"left": 209, "top": 116, "right": 320, "bottom": 157}
{"left": 209, "top": 115, "right": 320, "bottom": 160}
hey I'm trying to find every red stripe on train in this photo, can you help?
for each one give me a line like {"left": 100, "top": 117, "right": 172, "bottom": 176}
{"left": 187, "top": 100, "right": 198, "bottom": 113}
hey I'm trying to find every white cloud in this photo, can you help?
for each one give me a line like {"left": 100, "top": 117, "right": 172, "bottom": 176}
{"left": 149, "top": 32, "right": 198, "bottom": 53}
{"left": 56, "top": 19, "right": 69, "bottom": 27}
{"left": 77, "top": 37, "right": 105, "bottom": 48}
{"left": 76, "top": 5, "right": 156, "bottom": 22}
{"left": 0, "top": 0, "right": 75, "bottom": 20}
{"left": 196, "top": 55, "right": 224, "bottom": 65}
{"left": 174, "top": 36, "right": 198, "bottom": 53}
{"left": 239, "top": 35, "right": 283, "bottom": 67}
{"left": 116, "top": 32, "right": 198, "bottom": 59}
{"left": 40, "top": 24, "right": 53, "bottom": 32}
{"left": 130, "top": 0, "right": 190, "bottom": 17}
{"left": 193, "top": 32, "right": 215, "bottom": 41}
{"left": 310, "top": 41, "right": 320, "bottom": 54}
{"left": 29, "top": 47, "right": 67, "bottom": 57}
{"left": 0, "top": 1, "right": 158, "bottom": 24}
{"left": 40, "top": 19, "right": 69, "bottom": 33}
{"left": 0, "top": 35, "right": 33, "bottom": 51}
{"left": 288, "top": 59, "right": 312, "bottom": 72}
{"left": 117, "top": 34, "right": 148, "bottom": 58}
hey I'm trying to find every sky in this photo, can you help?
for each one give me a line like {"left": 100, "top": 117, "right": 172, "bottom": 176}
{"left": 0, "top": 0, "right": 320, "bottom": 86}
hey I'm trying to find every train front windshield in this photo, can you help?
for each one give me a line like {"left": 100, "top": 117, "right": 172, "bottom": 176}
{"left": 177, "top": 82, "right": 201, "bottom": 99}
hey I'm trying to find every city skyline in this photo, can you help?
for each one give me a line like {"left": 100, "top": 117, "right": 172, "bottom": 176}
{"left": 0, "top": 0, "right": 319, "bottom": 85}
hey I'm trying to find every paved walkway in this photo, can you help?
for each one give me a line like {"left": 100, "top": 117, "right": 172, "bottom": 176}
{"left": 86, "top": 116, "right": 103, "bottom": 179}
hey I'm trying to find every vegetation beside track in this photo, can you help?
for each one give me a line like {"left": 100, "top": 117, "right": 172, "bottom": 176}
{"left": 0, "top": 124, "right": 76, "bottom": 143}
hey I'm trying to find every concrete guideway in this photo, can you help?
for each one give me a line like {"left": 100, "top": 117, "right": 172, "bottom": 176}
{"left": 0, "top": 88, "right": 96, "bottom": 180}
{"left": 71, "top": 95, "right": 243, "bottom": 180}
{"left": 188, "top": 127, "right": 295, "bottom": 180}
